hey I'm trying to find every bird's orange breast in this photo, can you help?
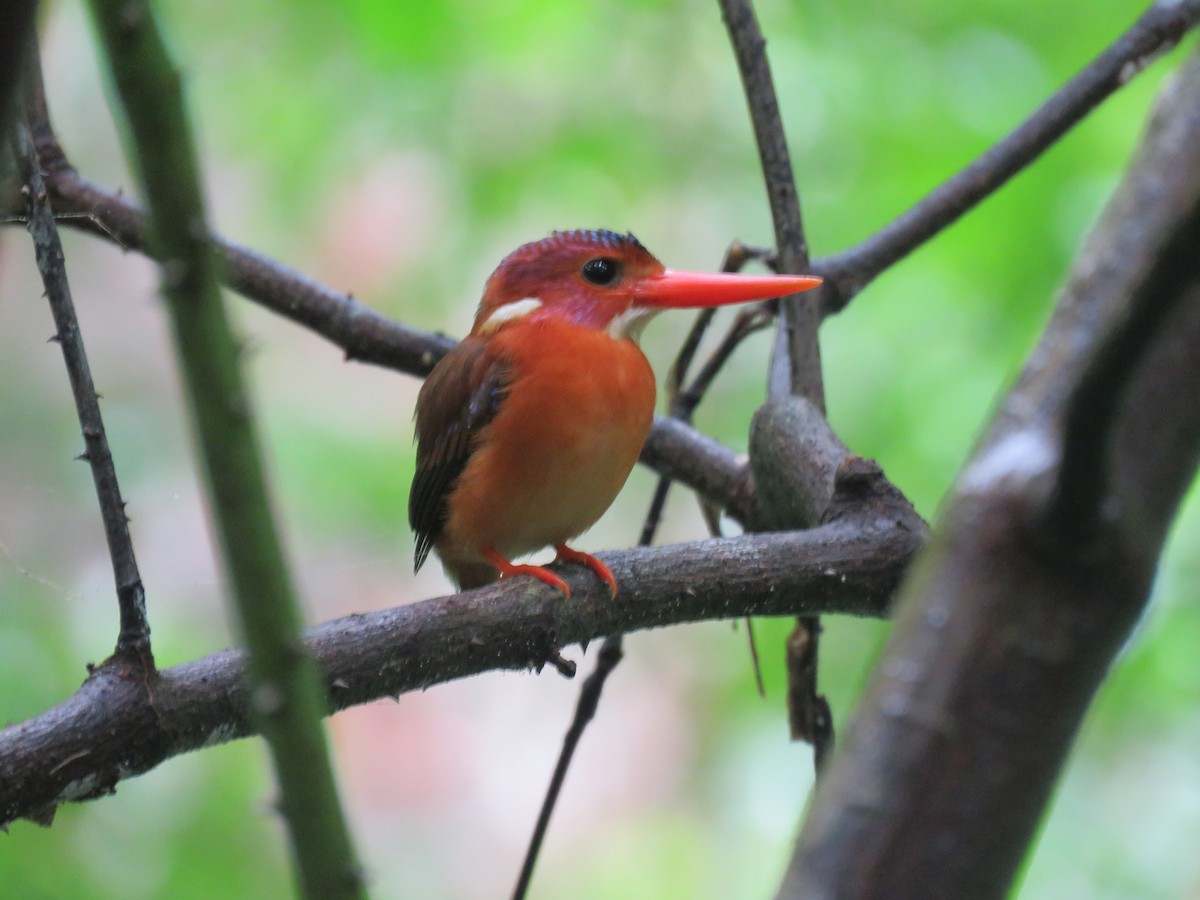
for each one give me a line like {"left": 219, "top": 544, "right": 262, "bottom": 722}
{"left": 437, "top": 316, "right": 655, "bottom": 568}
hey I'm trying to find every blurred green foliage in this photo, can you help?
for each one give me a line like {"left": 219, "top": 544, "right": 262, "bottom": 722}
{"left": 1, "top": 0, "right": 1197, "bottom": 897}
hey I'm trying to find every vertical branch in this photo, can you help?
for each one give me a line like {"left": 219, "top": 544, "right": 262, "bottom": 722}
{"left": 720, "top": 0, "right": 834, "bottom": 769}
{"left": 84, "top": 2, "right": 366, "bottom": 897}
{"left": 718, "top": 0, "right": 824, "bottom": 407}
{"left": 13, "top": 88, "right": 152, "bottom": 666}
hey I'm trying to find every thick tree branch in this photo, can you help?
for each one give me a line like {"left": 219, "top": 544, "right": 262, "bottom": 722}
{"left": 86, "top": 2, "right": 365, "bottom": 896}
{"left": 13, "top": 109, "right": 152, "bottom": 664}
{"left": 0, "top": 521, "right": 921, "bottom": 830}
{"left": 778, "top": 44, "right": 1200, "bottom": 900}
{"left": 815, "top": 1, "right": 1200, "bottom": 314}
{"left": 751, "top": 396, "right": 849, "bottom": 529}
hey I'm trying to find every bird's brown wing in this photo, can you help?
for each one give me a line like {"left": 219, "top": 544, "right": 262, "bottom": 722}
{"left": 409, "top": 337, "right": 511, "bottom": 572}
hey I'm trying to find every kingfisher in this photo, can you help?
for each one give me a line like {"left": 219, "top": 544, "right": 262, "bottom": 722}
{"left": 409, "top": 229, "right": 821, "bottom": 597}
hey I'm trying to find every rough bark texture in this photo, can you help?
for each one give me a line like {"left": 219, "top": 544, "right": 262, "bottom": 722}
{"left": 778, "top": 46, "right": 1200, "bottom": 900}
{"left": 0, "top": 523, "right": 922, "bottom": 827}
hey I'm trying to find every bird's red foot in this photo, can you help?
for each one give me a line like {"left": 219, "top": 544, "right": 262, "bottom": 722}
{"left": 553, "top": 544, "right": 617, "bottom": 597}
{"left": 483, "top": 548, "right": 571, "bottom": 598}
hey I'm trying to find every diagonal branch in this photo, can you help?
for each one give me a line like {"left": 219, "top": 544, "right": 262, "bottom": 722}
{"left": 778, "top": 43, "right": 1200, "bottom": 900}
{"left": 1044, "top": 139, "right": 1200, "bottom": 544}
{"left": 10, "top": 127, "right": 763, "bottom": 520}
{"left": 510, "top": 633, "right": 624, "bottom": 900}
{"left": 26, "top": 147, "right": 455, "bottom": 375}
{"left": 814, "top": 1, "right": 1200, "bottom": 314}
{"left": 0, "top": 519, "right": 922, "bottom": 830}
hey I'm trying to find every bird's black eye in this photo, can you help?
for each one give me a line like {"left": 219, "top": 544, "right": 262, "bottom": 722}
{"left": 581, "top": 257, "right": 620, "bottom": 286}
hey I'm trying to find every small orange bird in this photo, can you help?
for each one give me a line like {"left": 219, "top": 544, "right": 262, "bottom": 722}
{"left": 409, "top": 229, "right": 821, "bottom": 596}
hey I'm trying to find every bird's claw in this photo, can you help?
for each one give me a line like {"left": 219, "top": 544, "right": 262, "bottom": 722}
{"left": 553, "top": 544, "right": 617, "bottom": 597}
{"left": 484, "top": 548, "right": 572, "bottom": 598}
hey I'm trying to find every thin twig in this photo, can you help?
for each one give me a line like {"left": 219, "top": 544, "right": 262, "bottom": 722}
{"left": 637, "top": 476, "right": 675, "bottom": 549}
{"left": 669, "top": 242, "right": 777, "bottom": 422}
{"left": 511, "top": 637, "right": 624, "bottom": 900}
{"left": 743, "top": 616, "right": 766, "bottom": 697}
{"left": 813, "top": 1, "right": 1200, "bottom": 315}
{"left": 674, "top": 301, "right": 776, "bottom": 420}
{"left": 657, "top": 241, "right": 776, "bottom": 527}
{"left": 12, "top": 101, "right": 153, "bottom": 667}
{"left": 675, "top": 247, "right": 780, "bottom": 693}
{"left": 670, "top": 246, "right": 776, "bottom": 695}
{"left": 667, "top": 307, "right": 717, "bottom": 400}
{"left": 665, "top": 241, "right": 775, "bottom": 403}
{"left": 84, "top": 2, "right": 366, "bottom": 896}
{"left": 665, "top": 252, "right": 778, "bottom": 695}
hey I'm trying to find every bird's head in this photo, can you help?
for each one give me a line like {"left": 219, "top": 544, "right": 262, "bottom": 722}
{"left": 471, "top": 229, "right": 821, "bottom": 340}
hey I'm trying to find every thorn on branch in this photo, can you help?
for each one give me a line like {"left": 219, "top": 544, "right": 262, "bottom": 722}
{"left": 27, "top": 804, "right": 58, "bottom": 828}
{"left": 541, "top": 648, "right": 576, "bottom": 679}
{"left": 822, "top": 455, "right": 929, "bottom": 535}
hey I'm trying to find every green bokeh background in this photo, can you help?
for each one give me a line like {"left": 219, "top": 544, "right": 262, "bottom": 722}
{"left": 1, "top": 1, "right": 1197, "bottom": 897}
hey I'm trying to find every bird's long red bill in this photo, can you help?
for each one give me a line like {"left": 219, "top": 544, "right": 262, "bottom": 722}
{"left": 634, "top": 270, "right": 822, "bottom": 309}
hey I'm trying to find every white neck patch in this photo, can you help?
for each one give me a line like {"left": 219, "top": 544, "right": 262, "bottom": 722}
{"left": 478, "top": 297, "right": 543, "bottom": 335}
{"left": 606, "top": 306, "right": 659, "bottom": 342}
